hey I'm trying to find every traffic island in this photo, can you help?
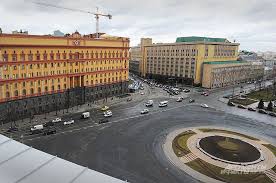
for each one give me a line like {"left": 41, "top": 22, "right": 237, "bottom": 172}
{"left": 163, "top": 127, "right": 276, "bottom": 183}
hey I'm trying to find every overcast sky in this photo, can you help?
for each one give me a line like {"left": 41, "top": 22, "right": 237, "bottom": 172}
{"left": 1, "top": 0, "right": 276, "bottom": 52}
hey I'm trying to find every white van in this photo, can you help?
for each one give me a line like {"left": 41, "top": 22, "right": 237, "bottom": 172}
{"left": 31, "top": 124, "right": 43, "bottom": 131}
{"left": 159, "top": 101, "right": 168, "bottom": 107}
{"left": 81, "top": 112, "right": 90, "bottom": 119}
{"left": 145, "top": 100, "right": 154, "bottom": 107}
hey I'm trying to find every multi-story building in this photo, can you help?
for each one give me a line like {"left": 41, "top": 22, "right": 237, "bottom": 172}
{"left": 132, "top": 36, "right": 239, "bottom": 85}
{"left": 130, "top": 38, "right": 152, "bottom": 76}
{"left": 202, "top": 61, "right": 264, "bottom": 88}
{"left": 0, "top": 31, "right": 129, "bottom": 123}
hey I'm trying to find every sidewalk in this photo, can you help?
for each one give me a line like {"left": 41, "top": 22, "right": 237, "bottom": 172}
{"left": 0, "top": 90, "right": 146, "bottom": 131}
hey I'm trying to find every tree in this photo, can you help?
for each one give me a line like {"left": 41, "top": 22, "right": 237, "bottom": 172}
{"left": 267, "top": 101, "right": 273, "bottom": 111}
{"left": 257, "top": 99, "right": 264, "bottom": 109}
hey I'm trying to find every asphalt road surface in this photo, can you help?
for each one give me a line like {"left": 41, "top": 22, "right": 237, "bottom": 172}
{"left": 26, "top": 102, "right": 276, "bottom": 183}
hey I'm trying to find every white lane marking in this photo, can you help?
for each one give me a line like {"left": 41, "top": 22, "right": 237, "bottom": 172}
{"left": 24, "top": 103, "right": 205, "bottom": 141}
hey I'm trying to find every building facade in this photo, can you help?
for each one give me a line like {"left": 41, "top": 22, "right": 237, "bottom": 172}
{"left": 131, "top": 37, "right": 239, "bottom": 86}
{"left": 202, "top": 61, "right": 264, "bottom": 88}
{"left": 0, "top": 31, "right": 129, "bottom": 123}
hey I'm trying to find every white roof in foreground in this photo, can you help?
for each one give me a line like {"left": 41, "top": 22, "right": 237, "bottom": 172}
{"left": 0, "top": 134, "right": 126, "bottom": 183}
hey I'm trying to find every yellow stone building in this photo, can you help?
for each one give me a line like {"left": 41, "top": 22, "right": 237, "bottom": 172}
{"left": 0, "top": 31, "right": 129, "bottom": 122}
{"left": 131, "top": 37, "right": 240, "bottom": 86}
{"left": 202, "top": 61, "right": 264, "bottom": 88}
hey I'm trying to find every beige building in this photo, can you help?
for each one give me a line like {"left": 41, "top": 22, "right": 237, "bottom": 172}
{"left": 202, "top": 61, "right": 264, "bottom": 88}
{"left": 131, "top": 37, "right": 240, "bottom": 86}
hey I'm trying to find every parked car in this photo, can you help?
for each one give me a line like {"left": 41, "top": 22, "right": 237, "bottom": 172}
{"left": 268, "top": 112, "right": 276, "bottom": 117}
{"left": 201, "top": 104, "right": 209, "bottom": 108}
{"left": 43, "top": 121, "right": 54, "bottom": 127}
{"left": 227, "top": 102, "right": 235, "bottom": 107}
{"left": 183, "top": 89, "right": 190, "bottom": 93}
{"left": 64, "top": 119, "right": 74, "bottom": 125}
{"left": 248, "top": 107, "right": 256, "bottom": 112}
{"left": 145, "top": 100, "right": 154, "bottom": 107}
{"left": 99, "top": 118, "right": 109, "bottom": 124}
{"left": 141, "top": 109, "right": 149, "bottom": 114}
{"left": 258, "top": 109, "right": 268, "bottom": 114}
{"left": 189, "top": 98, "right": 195, "bottom": 103}
{"left": 7, "top": 126, "right": 18, "bottom": 133}
{"left": 176, "top": 97, "right": 183, "bottom": 102}
{"left": 140, "top": 92, "right": 145, "bottom": 95}
{"left": 104, "top": 110, "right": 112, "bottom": 117}
{"left": 237, "top": 105, "right": 247, "bottom": 109}
{"left": 101, "top": 106, "right": 109, "bottom": 111}
{"left": 127, "top": 98, "right": 132, "bottom": 102}
{"left": 81, "top": 112, "right": 90, "bottom": 119}
{"left": 43, "top": 128, "right": 57, "bottom": 135}
{"left": 52, "top": 118, "right": 62, "bottom": 123}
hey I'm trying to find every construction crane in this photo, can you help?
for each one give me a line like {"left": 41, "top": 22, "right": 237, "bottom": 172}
{"left": 32, "top": 2, "right": 112, "bottom": 38}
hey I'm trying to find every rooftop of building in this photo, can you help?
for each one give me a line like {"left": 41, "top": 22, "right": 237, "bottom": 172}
{"left": 176, "top": 36, "right": 231, "bottom": 43}
{"left": 203, "top": 60, "right": 248, "bottom": 65}
{"left": 0, "top": 30, "right": 129, "bottom": 41}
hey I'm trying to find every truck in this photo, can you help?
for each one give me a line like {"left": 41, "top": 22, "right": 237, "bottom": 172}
{"left": 30, "top": 124, "right": 43, "bottom": 132}
{"left": 81, "top": 112, "right": 90, "bottom": 119}
{"left": 145, "top": 100, "right": 154, "bottom": 107}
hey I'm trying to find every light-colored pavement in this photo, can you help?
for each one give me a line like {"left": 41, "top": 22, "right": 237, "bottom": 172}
{"left": 187, "top": 131, "right": 276, "bottom": 172}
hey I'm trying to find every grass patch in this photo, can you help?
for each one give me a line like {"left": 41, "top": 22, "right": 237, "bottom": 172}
{"left": 198, "top": 128, "right": 259, "bottom": 141}
{"left": 247, "top": 88, "right": 276, "bottom": 102}
{"left": 172, "top": 131, "right": 196, "bottom": 157}
{"left": 229, "top": 98, "right": 256, "bottom": 106}
{"left": 263, "top": 144, "right": 276, "bottom": 156}
{"left": 186, "top": 159, "right": 273, "bottom": 183}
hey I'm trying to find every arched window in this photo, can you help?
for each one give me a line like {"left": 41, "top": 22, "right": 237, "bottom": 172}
{"left": 22, "top": 89, "right": 26, "bottom": 96}
{"left": 30, "top": 88, "right": 34, "bottom": 95}
{"left": 38, "top": 87, "right": 41, "bottom": 93}
{"left": 45, "top": 86, "right": 48, "bottom": 92}
{"left": 14, "top": 90, "right": 18, "bottom": 97}
{"left": 6, "top": 92, "right": 10, "bottom": 98}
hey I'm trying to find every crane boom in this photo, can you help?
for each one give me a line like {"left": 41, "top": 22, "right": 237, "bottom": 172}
{"left": 32, "top": 2, "right": 112, "bottom": 38}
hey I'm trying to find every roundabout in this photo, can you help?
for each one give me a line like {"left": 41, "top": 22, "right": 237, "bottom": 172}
{"left": 165, "top": 127, "right": 276, "bottom": 183}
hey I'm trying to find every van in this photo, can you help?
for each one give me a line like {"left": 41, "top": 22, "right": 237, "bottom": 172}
{"left": 81, "top": 112, "right": 90, "bottom": 119}
{"left": 159, "top": 101, "right": 168, "bottom": 107}
{"left": 30, "top": 124, "right": 43, "bottom": 131}
{"left": 145, "top": 100, "right": 153, "bottom": 107}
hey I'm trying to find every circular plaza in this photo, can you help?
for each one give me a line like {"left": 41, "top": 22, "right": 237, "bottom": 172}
{"left": 163, "top": 127, "right": 276, "bottom": 183}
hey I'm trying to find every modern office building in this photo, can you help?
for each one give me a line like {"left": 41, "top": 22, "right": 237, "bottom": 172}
{"left": 131, "top": 36, "right": 240, "bottom": 85}
{"left": 0, "top": 31, "right": 129, "bottom": 122}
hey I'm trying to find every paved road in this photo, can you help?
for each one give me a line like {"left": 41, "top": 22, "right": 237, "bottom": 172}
{"left": 26, "top": 103, "right": 276, "bottom": 183}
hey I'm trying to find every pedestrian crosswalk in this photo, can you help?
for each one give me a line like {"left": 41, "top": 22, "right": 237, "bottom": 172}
{"left": 180, "top": 152, "right": 198, "bottom": 163}
{"left": 264, "top": 169, "right": 276, "bottom": 183}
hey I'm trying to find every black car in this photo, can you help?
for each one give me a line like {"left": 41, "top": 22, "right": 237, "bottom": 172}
{"left": 99, "top": 118, "right": 109, "bottom": 124}
{"left": 43, "top": 121, "right": 54, "bottom": 127}
{"left": 248, "top": 107, "right": 256, "bottom": 112}
{"left": 237, "top": 105, "right": 247, "bottom": 109}
{"left": 184, "top": 89, "right": 190, "bottom": 93}
{"left": 258, "top": 109, "right": 268, "bottom": 114}
{"left": 189, "top": 99, "right": 195, "bottom": 103}
{"left": 227, "top": 102, "right": 235, "bottom": 107}
{"left": 268, "top": 112, "right": 276, "bottom": 117}
{"left": 7, "top": 126, "right": 18, "bottom": 133}
{"left": 43, "top": 128, "right": 57, "bottom": 135}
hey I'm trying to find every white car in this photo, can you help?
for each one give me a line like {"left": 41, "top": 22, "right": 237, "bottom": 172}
{"left": 141, "top": 109, "right": 149, "bottom": 114}
{"left": 159, "top": 101, "right": 168, "bottom": 107}
{"left": 140, "top": 92, "right": 145, "bottom": 95}
{"left": 52, "top": 117, "right": 62, "bottom": 123}
{"left": 201, "top": 104, "right": 209, "bottom": 108}
{"left": 104, "top": 111, "right": 112, "bottom": 117}
{"left": 176, "top": 97, "right": 183, "bottom": 102}
{"left": 64, "top": 119, "right": 74, "bottom": 125}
